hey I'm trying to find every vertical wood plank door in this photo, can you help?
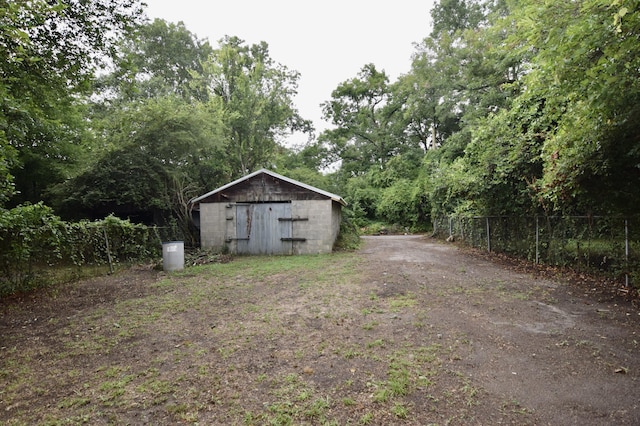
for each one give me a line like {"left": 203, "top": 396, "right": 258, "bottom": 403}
{"left": 236, "top": 203, "right": 292, "bottom": 255}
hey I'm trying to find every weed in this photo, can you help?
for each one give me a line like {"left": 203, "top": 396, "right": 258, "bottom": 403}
{"left": 166, "top": 403, "right": 189, "bottom": 415}
{"left": 267, "top": 401, "right": 296, "bottom": 424}
{"left": 359, "top": 412, "right": 374, "bottom": 424}
{"left": 58, "top": 396, "right": 90, "bottom": 409}
{"left": 102, "top": 365, "right": 130, "bottom": 379}
{"left": 285, "top": 373, "right": 299, "bottom": 384}
{"left": 342, "top": 397, "right": 355, "bottom": 406}
{"left": 297, "top": 390, "right": 311, "bottom": 401}
{"left": 305, "top": 396, "right": 330, "bottom": 418}
{"left": 389, "top": 293, "right": 417, "bottom": 311}
{"left": 217, "top": 346, "right": 236, "bottom": 359}
{"left": 500, "top": 399, "right": 532, "bottom": 416}
{"left": 392, "top": 402, "right": 409, "bottom": 418}
{"left": 362, "top": 321, "right": 378, "bottom": 330}
{"left": 461, "top": 382, "right": 480, "bottom": 406}
{"left": 373, "top": 387, "right": 391, "bottom": 403}
{"left": 366, "top": 339, "right": 385, "bottom": 348}
{"left": 342, "top": 348, "right": 363, "bottom": 359}
{"left": 98, "top": 374, "right": 134, "bottom": 406}
{"left": 136, "top": 378, "right": 174, "bottom": 404}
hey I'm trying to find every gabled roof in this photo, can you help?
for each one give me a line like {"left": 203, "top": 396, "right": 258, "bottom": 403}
{"left": 190, "top": 168, "right": 346, "bottom": 206}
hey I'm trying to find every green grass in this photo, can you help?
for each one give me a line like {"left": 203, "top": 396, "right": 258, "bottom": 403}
{"left": 389, "top": 292, "right": 418, "bottom": 311}
{"left": 0, "top": 249, "right": 534, "bottom": 425}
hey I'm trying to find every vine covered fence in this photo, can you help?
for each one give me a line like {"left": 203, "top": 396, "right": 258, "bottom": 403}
{"left": 0, "top": 203, "right": 190, "bottom": 296}
{"left": 433, "top": 216, "right": 640, "bottom": 288}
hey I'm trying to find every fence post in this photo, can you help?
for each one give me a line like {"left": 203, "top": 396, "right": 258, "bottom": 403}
{"left": 625, "top": 219, "right": 629, "bottom": 287}
{"left": 449, "top": 216, "right": 453, "bottom": 238}
{"left": 103, "top": 227, "right": 114, "bottom": 275}
{"left": 486, "top": 217, "right": 491, "bottom": 253}
{"left": 535, "top": 216, "right": 539, "bottom": 264}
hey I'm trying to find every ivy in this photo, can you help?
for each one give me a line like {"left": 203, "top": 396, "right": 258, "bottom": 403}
{"left": 0, "top": 205, "right": 160, "bottom": 296}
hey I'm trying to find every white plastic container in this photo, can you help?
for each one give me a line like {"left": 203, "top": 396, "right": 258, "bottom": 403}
{"left": 162, "top": 241, "right": 184, "bottom": 272}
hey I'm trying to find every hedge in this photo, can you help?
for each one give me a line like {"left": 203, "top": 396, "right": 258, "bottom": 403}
{"left": 0, "top": 203, "right": 161, "bottom": 296}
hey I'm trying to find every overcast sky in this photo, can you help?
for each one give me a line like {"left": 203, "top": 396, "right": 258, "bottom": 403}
{"left": 144, "top": 0, "right": 436, "bottom": 145}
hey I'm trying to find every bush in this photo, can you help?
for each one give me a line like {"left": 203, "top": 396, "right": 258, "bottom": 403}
{"left": 333, "top": 210, "right": 361, "bottom": 251}
{"left": 376, "top": 179, "right": 431, "bottom": 230}
{"left": 0, "top": 204, "right": 161, "bottom": 296}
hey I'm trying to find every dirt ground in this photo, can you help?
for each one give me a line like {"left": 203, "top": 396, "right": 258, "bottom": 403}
{"left": 359, "top": 236, "right": 640, "bottom": 425}
{"left": 1, "top": 235, "right": 639, "bottom": 425}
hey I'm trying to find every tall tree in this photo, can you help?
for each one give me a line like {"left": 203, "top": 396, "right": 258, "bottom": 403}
{"left": 196, "top": 36, "right": 311, "bottom": 177}
{"left": 424, "top": 0, "right": 640, "bottom": 218}
{"left": 0, "top": 0, "right": 144, "bottom": 207}
{"left": 430, "top": 0, "right": 485, "bottom": 38}
{"left": 415, "top": 0, "right": 529, "bottom": 217}
{"left": 98, "top": 18, "right": 213, "bottom": 102}
{"left": 513, "top": 0, "right": 640, "bottom": 215}
{"left": 398, "top": 51, "right": 461, "bottom": 151}
{"left": 320, "top": 64, "right": 406, "bottom": 176}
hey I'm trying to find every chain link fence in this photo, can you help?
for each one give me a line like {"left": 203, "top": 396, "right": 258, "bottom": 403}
{"left": 433, "top": 216, "right": 640, "bottom": 288}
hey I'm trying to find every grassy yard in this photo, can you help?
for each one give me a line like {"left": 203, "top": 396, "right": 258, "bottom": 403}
{"left": 6, "top": 236, "right": 637, "bottom": 425}
{"left": 0, "top": 252, "right": 496, "bottom": 425}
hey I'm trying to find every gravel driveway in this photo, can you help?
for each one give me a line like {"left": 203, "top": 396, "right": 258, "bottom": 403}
{"left": 361, "top": 235, "right": 640, "bottom": 425}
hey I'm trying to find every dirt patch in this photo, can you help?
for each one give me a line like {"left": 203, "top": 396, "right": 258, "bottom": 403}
{"left": 1, "top": 235, "right": 639, "bottom": 425}
{"left": 360, "top": 235, "right": 640, "bottom": 425}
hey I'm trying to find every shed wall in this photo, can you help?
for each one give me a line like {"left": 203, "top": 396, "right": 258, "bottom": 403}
{"left": 199, "top": 199, "right": 341, "bottom": 255}
{"left": 291, "top": 200, "right": 336, "bottom": 254}
{"left": 199, "top": 203, "right": 233, "bottom": 251}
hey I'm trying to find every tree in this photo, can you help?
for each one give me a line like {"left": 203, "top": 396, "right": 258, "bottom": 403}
{"left": 444, "top": 94, "right": 547, "bottom": 216}
{"left": 0, "top": 0, "right": 144, "bottom": 207}
{"left": 398, "top": 51, "right": 461, "bottom": 151}
{"left": 53, "top": 96, "right": 225, "bottom": 237}
{"left": 413, "top": 0, "right": 530, "bottom": 217}
{"left": 512, "top": 0, "right": 640, "bottom": 215}
{"left": 430, "top": 0, "right": 485, "bottom": 38}
{"left": 98, "top": 18, "right": 213, "bottom": 102}
{"left": 196, "top": 36, "right": 311, "bottom": 177}
{"left": 423, "top": 0, "right": 640, "bottom": 218}
{"left": 320, "top": 64, "right": 406, "bottom": 175}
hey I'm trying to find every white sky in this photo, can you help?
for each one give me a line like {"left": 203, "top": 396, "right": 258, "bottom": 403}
{"left": 144, "top": 0, "right": 436, "bottom": 145}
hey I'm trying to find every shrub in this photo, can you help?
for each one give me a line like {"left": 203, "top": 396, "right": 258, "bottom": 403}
{"left": 0, "top": 204, "right": 161, "bottom": 296}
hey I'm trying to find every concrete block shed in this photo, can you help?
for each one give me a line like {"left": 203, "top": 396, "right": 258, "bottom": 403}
{"left": 190, "top": 169, "right": 346, "bottom": 255}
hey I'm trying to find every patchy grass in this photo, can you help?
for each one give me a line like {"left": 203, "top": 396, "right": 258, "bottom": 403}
{"left": 0, "top": 247, "right": 547, "bottom": 425}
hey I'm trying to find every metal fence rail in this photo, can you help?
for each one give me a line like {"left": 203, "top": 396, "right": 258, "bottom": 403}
{"left": 433, "top": 216, "right": 640, "bottom": 288}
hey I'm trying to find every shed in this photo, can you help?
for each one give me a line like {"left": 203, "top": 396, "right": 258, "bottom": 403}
{"left": 190, "top": 169, "right": 346, "bottom": 255}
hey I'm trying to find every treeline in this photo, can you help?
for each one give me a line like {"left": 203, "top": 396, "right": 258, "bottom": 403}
{"left": 316, "top": 0, "right": 640, "bottom": 228}
{"left": 1, "top": 0, "right": 639, "bottom": 245}
{"left": 1, "top": 0, "right": 320, "bottom": 240}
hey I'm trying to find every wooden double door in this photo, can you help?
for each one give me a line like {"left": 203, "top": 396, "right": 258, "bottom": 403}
{"left": 235, "top": 203, "right": 294, "bottom": 255}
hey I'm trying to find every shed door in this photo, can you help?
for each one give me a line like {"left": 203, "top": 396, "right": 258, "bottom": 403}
{"left": 236, "top": 203, "right": 292, "bottom": 255}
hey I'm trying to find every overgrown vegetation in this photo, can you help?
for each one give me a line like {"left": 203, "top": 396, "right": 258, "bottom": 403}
{"left": 2, "top": 0, "right": 639, "bottom": 290}
{"left": 0, "top": 203, "right": 159, "bottom": 296}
